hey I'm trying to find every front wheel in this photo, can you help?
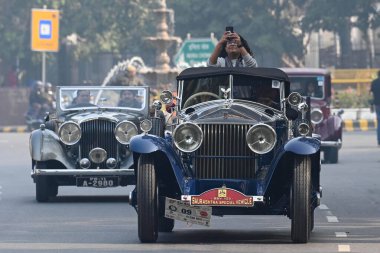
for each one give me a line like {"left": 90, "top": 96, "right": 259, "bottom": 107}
{"left": 291, "top": 156, "right": 311, "bottom": 243}
{"left": 35, "top": 162, "right": 58, "bottom": 202}
{"left": 137, "top": 155, "right": 159, "bottom": 243}
{"left": 325, "top": 147, "right": 338, "bottom": 164}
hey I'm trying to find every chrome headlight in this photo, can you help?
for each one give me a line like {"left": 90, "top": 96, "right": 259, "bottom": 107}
{"left": 246, "top": 124, "right": 277, "bottom": 154}
{"left": 115, "top": 121, "right": 138, "bottom": 144}
{"left": 298, "top": 123, "right": 310, "bottom": 136}
{"left": 311, "top": 108, "right": 323, "bottom": 125}
{"left": 287, "top": 92, "right": 303, "bottom": 106}
{"left": 89, "top": 147, "right": 107, "bottom": 164}
{"left": 173, "top": 122, "right": 203, "bottom": 153}
{"left": 58, "top": 121, "right": 81, "bottom": 145}
{"left": 140, "top": 119, "right": 152, "bottom": 133}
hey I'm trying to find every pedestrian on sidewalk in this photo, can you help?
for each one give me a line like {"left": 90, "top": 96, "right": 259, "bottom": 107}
{"left": 370, "top": 70, "right": 380, "bottom": 146}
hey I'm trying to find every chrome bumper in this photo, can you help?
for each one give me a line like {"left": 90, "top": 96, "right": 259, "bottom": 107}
{"left": 31, "top": 169, "right": 134, "bottom": 177}
{"left": 321, "top": 139, "right": 342, "bottom": 149}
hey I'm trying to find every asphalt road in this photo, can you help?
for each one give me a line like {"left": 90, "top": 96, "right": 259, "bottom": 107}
{"left": 0, "top": 131, "right": 379, "bottom": 253}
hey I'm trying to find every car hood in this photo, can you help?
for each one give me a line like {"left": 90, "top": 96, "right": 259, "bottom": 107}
{"left": 62, "top": 111, "right": 142, "bottom": 124}
{"left": 310, "top": 99, "right": 327, "bottom": 108}
{"left": 184, "top": 100, "right": 285, "bottom": 124}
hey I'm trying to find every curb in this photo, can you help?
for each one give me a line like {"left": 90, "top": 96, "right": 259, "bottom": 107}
{"left": 342, "top": 119, "right": 377, "bottom": 132}
{"left": 0, "top": 126, "right": 28, "bottom": 133}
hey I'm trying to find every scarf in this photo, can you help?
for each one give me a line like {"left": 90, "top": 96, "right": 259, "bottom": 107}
{"left": 225, "top": 57, "right": 244, "bottom": 67}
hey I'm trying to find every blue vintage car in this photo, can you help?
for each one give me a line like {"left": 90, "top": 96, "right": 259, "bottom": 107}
{"left": 129, "top": 67, "right": 322, "bottom": 243}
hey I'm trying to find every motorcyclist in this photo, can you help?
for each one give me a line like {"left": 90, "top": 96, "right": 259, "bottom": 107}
{"left": 26, "top": 81, "right": 53, "bottom": 130}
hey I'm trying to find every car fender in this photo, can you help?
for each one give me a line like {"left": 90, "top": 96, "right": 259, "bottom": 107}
{"left": 284, "top": 136, "right": 321, "bottom": 155}
{"left": 130, "top": 134, "right": 187, "bottom": 193}
{"left": 30, "top": 129, "right": 73, "bottom": 168}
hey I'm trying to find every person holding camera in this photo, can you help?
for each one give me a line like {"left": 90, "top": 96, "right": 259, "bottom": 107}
{"left": 208, "top": 27, "right": 257, "bottom": 68}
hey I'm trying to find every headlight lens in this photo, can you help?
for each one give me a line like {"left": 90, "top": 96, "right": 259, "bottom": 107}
{"left": 173, "top": 123, "right": 203, "bottom": 153}
{"left": 246, "top": 124, "right": 277, "bottom": 154}
{"left": 287, "top": 92, "right": 302, "bottom": 106}
{"left": 311, "top": 108, "right": 323, "bottom": 125}
{"left": 298, "top": 123, "right": 310, "bottom": 136}
{"left": 115, "top": 121, "right": 138, "bottom": 144}
{"left": 140, "top": 119, "right": 152, "bottom": 133}
{"left": 58, "top": 121, "right": 81, "bottom": 145}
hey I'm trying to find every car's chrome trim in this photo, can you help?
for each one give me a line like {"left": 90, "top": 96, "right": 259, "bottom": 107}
{"left": 32, "top": 169, "right": 134, "bottom": 176}
{"left": 321, "top": 139, "right": 342, "bottom": 148}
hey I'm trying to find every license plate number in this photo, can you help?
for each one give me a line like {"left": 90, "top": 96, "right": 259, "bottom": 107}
{"left": 164, "top": 197, "right": 212, "bottom": 227}
{"left": 76, "top": 177, "right": 119, "bottom": 188}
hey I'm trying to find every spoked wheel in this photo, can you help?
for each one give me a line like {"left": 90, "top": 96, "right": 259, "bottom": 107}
{"left": 35, "top": 162, "right": 58, "bottom": 202}
{"left": 291, "top": 156, "right": 311, "bottom": 243}
{"left": 137, "top": 155, "right": 159, "bottom": 243}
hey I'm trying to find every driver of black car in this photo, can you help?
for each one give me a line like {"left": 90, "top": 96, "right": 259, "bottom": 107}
{"left": 69, "top": 90, "right": 95, "bottom": 107}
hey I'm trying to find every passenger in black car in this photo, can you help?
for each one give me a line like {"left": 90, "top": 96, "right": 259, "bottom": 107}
{"left": 118, "top": 90, "right": 142, "bottom": 108}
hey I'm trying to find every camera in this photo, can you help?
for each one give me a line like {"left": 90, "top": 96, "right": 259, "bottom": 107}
{"left": 225, "top": 26, "right": 234, "bottom": 33}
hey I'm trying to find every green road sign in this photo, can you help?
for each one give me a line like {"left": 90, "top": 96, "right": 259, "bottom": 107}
{"left": 174, "top": 38, "right": 217, "bottom": 66}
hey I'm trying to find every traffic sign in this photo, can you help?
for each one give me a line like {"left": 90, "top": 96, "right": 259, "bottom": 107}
{"left": 31, "top": 8, "right": 59, "bottom": 52}
{"left": 174, "top": 38, "right": 217, "bottom": 66}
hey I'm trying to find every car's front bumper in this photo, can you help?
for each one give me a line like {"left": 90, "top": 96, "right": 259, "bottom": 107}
{"left": 31, "top": 168, "right": 134, "bottom": 177}
{"left": 321, "top": 139, "right": 342, "bottom": 149}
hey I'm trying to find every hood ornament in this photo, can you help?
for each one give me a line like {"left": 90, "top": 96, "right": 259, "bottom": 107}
{"left": 221, "top": 88, "right": 231, "bottom": 99}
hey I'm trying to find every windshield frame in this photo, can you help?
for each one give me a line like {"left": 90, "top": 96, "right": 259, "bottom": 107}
{"left": 56, "top": 86, "right": 149, "bottom": 115}
{"left": 178, "top": 74, "right": 285, "bottom": 111}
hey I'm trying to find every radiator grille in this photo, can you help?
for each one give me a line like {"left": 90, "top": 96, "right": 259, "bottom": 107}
{"left": 194, "top": 124, "right": 256, "bottom": 179}
{"left": 80, "top": 119, "right": 117, "bottom": 169}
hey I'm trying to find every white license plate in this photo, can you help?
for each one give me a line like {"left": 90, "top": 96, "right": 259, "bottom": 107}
{"left": 164, "top": 197, "right": 212, "bottom": 227}
{"left": 76, "top": 177, "right": 119, "bottom": 188}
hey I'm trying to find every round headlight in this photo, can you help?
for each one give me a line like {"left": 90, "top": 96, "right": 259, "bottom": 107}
{"left": 140, "top": 119, "right": 152, "bottom": 133}
{"left": 115, "top": 121, "right": 138, "bottom": 144}
{"left": 89, "top": 147, "right": 107, "bottom": 164}
{"left": 58, "top": 121, "right": 81, "bottom": 145}
{"left": 173, "top": 123, "right": 203, "bottom": 153}
{"left": 288, "top": 92, "right": 303, "bottom": 106}
{"left": 298, "top": 123, "right": 310, "bottom": 136}
{"left": 311, "top": 108, "right": 323, "bottom": 125}
{"left": 246, "top": 124, "right": 277, "bottom": 154}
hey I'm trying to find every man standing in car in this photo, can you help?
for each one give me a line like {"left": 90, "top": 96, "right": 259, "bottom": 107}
{"left": 370, "top": 70, "right": 380, "bottom": 146}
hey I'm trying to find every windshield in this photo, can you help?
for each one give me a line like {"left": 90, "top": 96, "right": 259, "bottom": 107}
{"left": 289, "top": 76, "right": 324, "bottom": 99}
{"left": 58, "top": 86, "right": 147, "bottom": 111}
{"left": 180, "top": 75, "right": 282, "bottom": 110}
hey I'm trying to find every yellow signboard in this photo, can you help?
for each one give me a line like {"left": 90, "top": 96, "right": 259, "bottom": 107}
{"left": 31, "top": 9, "right": 59, "bottom": 52}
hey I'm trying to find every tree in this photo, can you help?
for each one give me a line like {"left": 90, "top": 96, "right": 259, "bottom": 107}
{"left": 299, "top": 0, "right": 379, "bottom": 68}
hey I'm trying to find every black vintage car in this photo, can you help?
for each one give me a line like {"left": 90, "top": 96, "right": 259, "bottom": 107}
{"left": 129, "top": 67, "right": 322, "bottom": 243}
{"left": 29, "top": 86, "right": 149, "bottom": 202}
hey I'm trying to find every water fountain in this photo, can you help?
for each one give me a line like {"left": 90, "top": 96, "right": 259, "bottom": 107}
{"left": 139, "top": 0, "right": 182, "bottom": 92}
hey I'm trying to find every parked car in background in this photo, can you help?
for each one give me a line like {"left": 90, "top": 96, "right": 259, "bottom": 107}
{"left": 29, "top": 86, "right": 149, "bottom": 202}
{"left": 129, "top": 67, "right": 322, "bottom": 243}
{"left": 282, "top": 68, "right": 343, "bottom": 163}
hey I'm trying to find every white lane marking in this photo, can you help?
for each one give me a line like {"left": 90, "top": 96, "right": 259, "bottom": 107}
{"left": 327, "top": 216, "right": 339, "bottom": 222}
{"left": 335, "top": 232, "right": 348, "bottom": 238}
{"left": 338, "top": 245, "right": 351, "bottom": 252}
{"left": 318, "top": 204, "right": 329, "bottom": 210}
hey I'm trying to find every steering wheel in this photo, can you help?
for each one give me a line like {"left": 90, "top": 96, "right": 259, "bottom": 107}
{"left": 183, "top": 92, "right": 221, "bottom": 108}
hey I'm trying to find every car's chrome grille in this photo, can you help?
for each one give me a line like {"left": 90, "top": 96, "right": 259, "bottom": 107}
{"left": 80, "top": 119, "right": 117, "bottom": 169}
{"left": 194, "top": 124, "right": 256, "bottom": 179}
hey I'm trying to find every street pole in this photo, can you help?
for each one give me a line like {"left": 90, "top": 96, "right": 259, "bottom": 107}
{"left": 42, "top": 51, "right": 46, "bottom": 85}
